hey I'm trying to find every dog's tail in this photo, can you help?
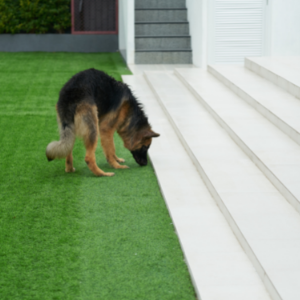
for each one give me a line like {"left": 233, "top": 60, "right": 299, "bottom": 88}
{"left": 46, "top": 120, "right": 76, "bottom": 162}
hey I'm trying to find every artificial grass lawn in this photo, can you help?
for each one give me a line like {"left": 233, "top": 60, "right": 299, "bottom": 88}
{"left": 0, "top": 53, "right": 196, "bottom": 300}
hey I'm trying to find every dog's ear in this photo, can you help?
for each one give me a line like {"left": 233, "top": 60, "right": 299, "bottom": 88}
{"left": 144, "top": 130, "right": 160, "bottom": 139}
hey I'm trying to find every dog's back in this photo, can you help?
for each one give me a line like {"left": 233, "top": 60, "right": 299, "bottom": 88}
{"left": 57, "top": 69, "right": 126, "bottom": 126}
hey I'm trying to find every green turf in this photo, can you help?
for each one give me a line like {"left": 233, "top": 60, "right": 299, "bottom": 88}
{"left": 0, "top": 52, "right": 196, "bottom": 300}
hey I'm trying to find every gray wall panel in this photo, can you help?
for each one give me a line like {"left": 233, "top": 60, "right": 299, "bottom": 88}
{"left": 0, "top": 34, "right": 118, "bottom": 52}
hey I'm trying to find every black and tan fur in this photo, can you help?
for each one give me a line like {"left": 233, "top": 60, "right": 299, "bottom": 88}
{"left": 46, "top": 68, "right": 159, "bottom": 177}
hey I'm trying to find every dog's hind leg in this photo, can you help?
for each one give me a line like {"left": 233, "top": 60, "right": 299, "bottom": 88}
{"left": 75, "top": 103, "right": 114, "bottom": 177}
{"left": 65, "top": 152, "right": 75, "bottom": 173}
{"left": 46, "top": 105, "right": 76, "bottom": 163}
{"left": 99, "top": 125, "right": 128, "bottom": 169}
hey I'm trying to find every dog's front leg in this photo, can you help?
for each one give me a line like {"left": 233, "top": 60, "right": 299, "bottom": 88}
{"left": 100, "top": 127, "right": 128, "bottom": 169}
{"left": 115, "top": 156, "right": 125, "bottom": 163}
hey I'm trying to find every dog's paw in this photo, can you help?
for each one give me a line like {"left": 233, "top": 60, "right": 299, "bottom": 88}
{"left": 102, "top": 172, "right": 115, "bottom": 177}
{"left": 120, "top": 165, "right": 129, "bottom": 169}
{"left": 113, "top": 164, "right": 129, "bottom": 169}
{"left": 116, "top": 157, "right": 125, "bottom": 163}
{"left": 65, "top": 167, "right": 75, "bottom": 173}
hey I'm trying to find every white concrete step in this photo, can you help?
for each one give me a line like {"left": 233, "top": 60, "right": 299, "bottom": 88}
{"left": 122, "top": 73, "right": 272, "bottom": 300}
{"left": 144, "top": 70, "right": 300, "bottom": 300}
{"left": 208, "top": 65, "right": 300, "bottom": 146}
{"left": 245, "top": 57, "right": 300, "bottom": 100}
{"left": 176, "top": 68, "right": 300, "bottom": 214}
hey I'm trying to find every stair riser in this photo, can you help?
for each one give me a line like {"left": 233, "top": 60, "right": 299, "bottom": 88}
{"left": 135, "top": 37, "right": 191, "bottom": 50}
{"left": 135, "top": 10, "right": 187, "bottom": 22}
{"left": 135, "top": 23, "right": 189, "bottom": 36}
{"left": 208, "top": 65, "right": 300, "bottom": 147}
{"left": 135, "top": 0, "right": 186, "bottom": 9}
{"left": 245, "top": 58, "right": 300, "bottom": 100}
{"left": 135, "top": 52, "right": 192, "bottom": 64}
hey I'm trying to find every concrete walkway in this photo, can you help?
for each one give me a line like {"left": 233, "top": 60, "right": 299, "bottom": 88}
{"left": 123, "top": 57, "right": 300, "bottom": 300}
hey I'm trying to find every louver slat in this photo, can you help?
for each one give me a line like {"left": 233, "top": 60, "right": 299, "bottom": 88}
{"left": 215, "top": 0, "right": 264, "bottom": 63}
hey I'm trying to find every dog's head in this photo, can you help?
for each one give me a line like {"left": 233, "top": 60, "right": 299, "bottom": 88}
{"left": 129, "top": 129, "right": 160, "bottom": 166}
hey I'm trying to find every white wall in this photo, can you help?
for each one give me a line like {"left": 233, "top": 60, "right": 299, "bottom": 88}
{"left": 186, "top": 0, "right": 207, "bottom": 67}
{"left": 118, "top": 0, "right": 135, "bottom": 64}
{"left": 186, "top": 0, "right": 300, "bottom": 67}
{"left": 269, "top": 0, "right": 300, "bottom": 56}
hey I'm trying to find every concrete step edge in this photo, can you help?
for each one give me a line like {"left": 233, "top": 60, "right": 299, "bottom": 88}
{"left": 208, "top": 65, "right": 300, "bottom": 146}
{"left": 144, "top": 70, "right": 282, "bottom": 300}
{"left": 135, "top": 35, "right": 191, "bottom": 38}
{"left": 135, "top": 8, "right": 187, "bottom": 10}
{"left": 175, "top": 68, "right": 300, "bottom": 215}
{"left": 245, "top": 57, "right": 300, "bottom": 100}
{"left": 135, "top": 21, "right": 189, "bottom": 24}
{"left": 136, "top": 35, "right": 190, "bottom": 38}
{"left": 136, "top": 49, "right": 192, "bottom": 52}
{"left": 122, "top": 73, "right": 271, "bottom": 300}
{"left": 135, "top": 52, "right": 192, "bottom": 64}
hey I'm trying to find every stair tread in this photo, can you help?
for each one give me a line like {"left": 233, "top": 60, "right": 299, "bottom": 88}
{"left": 135, "top": 0, "right": 187, "bottom": 9}
{"left": 135, "top": 21, "right": 189, "bottom": 24}
{"left": 209, "top": 65, "right": 300, "bottom": 139}
{"left": 135, "top": 8, "right": 187, "bottom": 10}
{"left": 122, "top": 73, "right": 272, "bottom": 300}
{"left": 144, "top": 70, "right": 300, "bottom": 300}
{"left": 207, "top": 62, "right": 300, "bottom": 158}
{"left": 136, "top": 49, "right": 192, "bottom": 52}
{"left": 176, "top": 68, "right": 300, "bottom": 212}
{"left": 135, "top": 35, "right": 191, "bottom": 38}
{"left": 247, "top": 57, "right": 300, "bottom": 88}
{"left": 135, "top": 52, "right": 192, "bottom": 64}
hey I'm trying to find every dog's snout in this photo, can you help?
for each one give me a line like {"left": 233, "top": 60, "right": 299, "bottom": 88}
{"left": 131, "top": 147, "right": 148, "bottom": 166}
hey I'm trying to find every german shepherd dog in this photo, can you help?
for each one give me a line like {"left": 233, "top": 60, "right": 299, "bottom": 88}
{"left": 46, "top": 68, "right": 160, "bottom": 177}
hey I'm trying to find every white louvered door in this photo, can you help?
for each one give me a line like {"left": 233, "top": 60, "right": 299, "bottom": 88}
{"left": 210, "top": 0, "right": 265, "bottom": 64}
